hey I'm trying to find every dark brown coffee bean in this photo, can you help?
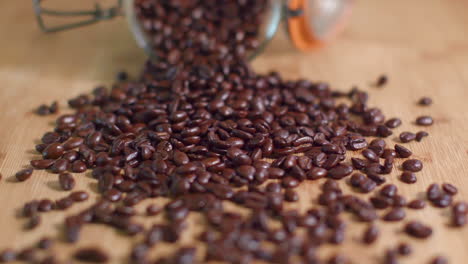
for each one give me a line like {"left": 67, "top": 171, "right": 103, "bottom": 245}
{"left": 351, "top": 158, "right": 367, "bottom": 170}
{"left": 370, "top": 196, "right": 390, "bottom": 209}
{"left": 38, "top": 237, "right": 54, "bottom": 249}
{"left": 385, "top": 118, "right": 402, "bottom": 128}
{"left": 453, "top": 202, "right": 468, "bottom": 215}
{"left": 375, "top": 75, "right": 388, "bottom": 87}
{"left": 362, "top": 224, "right": 379, "bottom": 244}
{"left": 18, "top": 248, "right": 37, "bottom": 262}
{"left": 30, "top": 159, "right": 55, "bottom": 169}
{"left": 453, "top": 214, "right": 467, "bottom": 227}
{"left": 427, "top": 184, "right": 441, "bottom": 201}
{"left": 415, "top": 131, "right": 429, "bottom": 142}
{"left": 328, "top": 164, "right": 353, "bottom": 179}
{"left": 327, "top": 253, "right": 347, "bottom": 264}
{"left": 98, "top": 173, "right": 114, "bottom": 193}
{"left": 416, "top": 116, "right": 433, "bottom": 126}
{"left": 418, "top": 97, "right": 432, "bottom": 106}
{"left": 56, "top": 197, "right": 74, "bottom": 210}
{"left": 50, "top": 158, "right": 69, "bottom": 173}
{"left": 442, "top": 183, "right": 458, "bottom": 195}
{"left": 430, "top": 256, "right": 448, "bottom": 264}
{"left": 104, "top": 189, "right": 122, "bottom": 202}
{"left": 402, "top": 159, "right": 423, "bottom": 172}
{"left": 146, "top": 204, "right": 161, "bottom": 216}
{"left": 59, "top": 172, "right": 75, "bottom": 191}
{"left": 42, "top": 143, "right": 65, "bottom": 159}
{"left": 359, "top": 178, "right": 377, "bottom": 193}
{"left": 16, "top": 168, "right": 33, "bottom": 181}
{"left": 69, "top": 191, "right": 89, "bottom": 202}
{"left": 404, "top": 221, "right": 432, "bottom": 239}
{"left": 25, "top": 214, "right": 41, "bottom": 230}
{"left": 383, "top": 250, "right": 398, "bottom": 264}
{"left": 38, "top": 199, "right": 54, "bottom": 212}
{"left": 380, "top": 184, "right": 398, "bottom": 198}
{"left": 71, "top": 160, "right": 87, "bottom": 173}
{"left": 62, "top": 137, "right": 84, "bottom": 150}
{"left": 397, "top": 243, "right": 412, "bottom": 256}
{"left": 284, "top": 189, "right": 299, "bottom": 202}
{"left": 73, "top": 247, "right": 109, "bottom": 263}
{"left": 367, "top": 173, "right": 386, "bottom": 185}
{"left": 382, "top": 207, "right": 406, "bottom": 221}
{"left": 399, "top": 132, "right": 416, "bottom": 143}
{"left": 0, "top": 249, "right": 16, "bottom": 262}
{"left": 432, "top": 194, "right": 453, "bottom": 208}
{"left": 407, "top": 199, "right": 426, "bottom": 209}
{"left": 282, "top": 177, "right": 299, "bottom": 188}
{"left": 394, "top": 144, "right": 412, "bottom": 158}
{"left": 400, "top": 171, "right": 417, "bottom": 184}
{"left": 362, "top": 149, "right": 379, "bottom": 162}
{"left": 307, "top": 167, "right": 327, "bottom": 180}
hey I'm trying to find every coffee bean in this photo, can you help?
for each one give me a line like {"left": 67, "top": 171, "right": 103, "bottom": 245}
{"left": 415, "top": 131, "right": 429, "bottom": 142}
{"left": 397, "top": 243, "right": 412, "bottom": 256}
{"left": 399, "top": 132, "right": 416, "bottom": 143}
{"left": 418, "top": 97, "right": 432, "bottom": 106}
{"left": 42, "top": 143, "right": 64, "bottom": 159}
{"left": 30, "top": 159, "right": 55, "bottom": 169}
{"left": 394, "top": 144, "right": 412, "bottom": 158}
{"left": 147, "top": 204, "right": 161, "bottom": 216}
{"left": 307, "top": 167, "right": 327, "bottom": 180}
{"left": 442, "top": 183, "right": 457, "bottom": 195}
{"left": 416, "top": 116, "right": 433, "bottom": 126}
{"left": 430, "top": 256, "right": 448, "bottom": 264}
{"left": 382, "top": 207, "right": 406, "bottom": 221}
{"left": 284, "top": 189, "right": 299, "bottom": 202}
{"left": 404, "top": 221, "right": 432, "bottom": 239}
{"left": 25, "top": 214, "right": 41, "bottom": 230}
{"left": 69, "top": 191, "right": 89, "bottom": 202}
{"left": 362, "top": 149, "right": 379, "bottom": 162}
{"left": 402, "top": 159, "right": 423, "bottom": 172}
{"left": 385, "top": 118, "right": 402, "bottom": 128}
{"left": 427, "top": 184, "right": 441, "bottom": 201}
{"left": 59, "top": 172, "right": 75, "bottom": 191}
{"left": 328, "top": 164, "right": 353, "bottom": 179}
{"left": 375, "top": 75, "right": 388, "bottom": 87}
{"left": 73, "top": 248, "right": 109, "bottom": 263}
{"left": 0, "top": 249, "right": 16, "bottom": 262}
{"left": 18, "top": 248, "right": 37, "bottom": 262}
{"left": 71, "top": 160, "right": 87, "bottom": 173}
{"left": 407, "top": 199, "right": 426, "bottom": 209}
{"left": 400, "top": 171, "right": 417, "bottom": 184}
{"left": 16, "top": 168, "right": 33, "bottom": 181}
{"left": 362, "top": 224, "right": 379, "bottom": 244}
{"left": 38, "top": 199, "right": 54, "bottom": 212}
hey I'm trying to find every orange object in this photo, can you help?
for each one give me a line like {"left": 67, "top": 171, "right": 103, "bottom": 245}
{"left": 287, "top": 0, "right": 353, "bottom": 51}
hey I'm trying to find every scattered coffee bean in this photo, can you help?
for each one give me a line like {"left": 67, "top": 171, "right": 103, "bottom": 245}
{"left": 402, "top": 159, "right": 423, "bottom": 172}
{"left": 397, "top": 243, "right": 412, "bottom": 256}
{"left": 394, "top": 144, "right": 412, "bottom": 158}
{"left": 408, "top": 199, "right": 426, "bottom": 210}
{"left": 418, "top": 97, "right": 432, "bottom": 106}
{"left": 400, "top": 171, "right": 417, "bottom": 184}
{"left": 284, "top": 189, "right": 299, "bottom": 202}
{"left": 385, "top": 118, "right": 402, "bottom": 128}
{"left": 383, "top": 207, "right": 406, "bottom": 222}
{"left": 404, "top": 221, "right": 432, "bottom": 239}
{"left": 74, "top": 248, "right": 109, "bottom": 263}
{"left": 0, "top": 249, "right": 16, "bottom": 262}
{"left": 59, "top": 172, "right": 75, "bottom": 191}
{"left": 416, "top": 116, "right": 434, "bottom": 126}
{"left": 15, "top": 168, "right": 33, "bottom": 182}
{"left": 399, "top": 132, "right": 416, "bottom": 143}
{"left": 442, "top": 183, "right": 458, "bottom": 195}
{"left": 146, "top": 204, "right": 161, "bottom": 216}
{"left": 362, "top": 224, "right": 379, "bottom": 244}
{"left": 416, "top": 131, "right": 429, "bottom": 142}
{"left": 375, "top": 75, "right": 388, "bottom": 87}
{"left": 430, "top": 256, "right": 448, "bottom": 264}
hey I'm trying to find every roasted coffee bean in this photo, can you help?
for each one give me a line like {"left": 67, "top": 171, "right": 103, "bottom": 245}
{"left": 307, "top": 167, "right": 327, "bottom": 180}
{"left": 38, "top": 237, "right": 53, "bottom": 249}
{"left": 16, "top": 168, "right": 33, "bottom": 181}
{"left": 328, "top": 164, "right": 353, "bottom": 179}
{"left": 284, "top": 189, "right": 299, "bottom": 202}
{"left": 362, "top": 149, "right": 379, "bottom": 162}
{"left": 59, "top": 172, "right": 75, "bottom": 191}
{"left": 327, "top": 253, "right": 347, "bottom": 264}
{"left": 349, "top": 173, "right": 366, "bottom": 187}
{"left": 0, "top": 249, "right": 16, "bottom": 262}
{"left": 397, "top": 243, "right": 412, "bottom": 256}
{"left": 380, "top": 184, "right": 398, "bottom": 198}
{"left": 394, "top": 144, "right": 412, "bottom": 158}
{"left": 71, "top": 160, "right": 87, "bottom": 173}
{"left": 18, "top": 247, "right": 37, "bottom": 262}
{"left": 442, "top": 183, "right": 458, "bottom": 195}
{"left": 404, "top": 221, "right": 432, "bottom": 239}
{"left": 42, "top": 143, "right": 64, "bottom": 159}
{"left": 382, "top": 207, "right": 406, "bottom": 221}
{"left": 400, "top": 171, "right": 417, "bottom": 184}
{"left": 362, "top": 224, "right": 379, "bottom": 244}
{"left": 375, "top": 75, "right": 388, "bottom": 87}
{"left": 402, "top": 159, "right": 423, "bottom": 172}
{"left": 367, "top": 173, "right": 386, "bottom": 185}
{"left": 416, "top": 116, "right": 433, "bottom": 126}
{"left": 104, "top": 189, "right": 122, "bottom": 202}
{"left": 385, "top": 118, "right": 402, "bottom": 128}
{"left": 69, "top": 191, "right": 89, "bottom": 202}
{"left": 407, "top": 199, "right": 426, "bottom": 210}
{"left": 415, "top": 131, "right": 429, "bottom": 142}
{"left": 30, "top": 159, "right": 55, "bottom": 169}
{"left": 360, "top": 178, "right": 377, "bottom": 193}
{"left": 432, "top": 194, "right": 453, "bottom": 208}
{"left": 453, "top": 202, "right": 468, "bottom": 215}
{"left": 55, "top": 197, "right": 74, "bottom": 210}
{"left": 50, "top": 159, "right": 69, "bottom": 174}
{"left": 38, "top": 199, "right": 54, "bottom": 212}
{"left": 146, "top": 204, "right": 161, "bottom": 216}
{"left": 430, "top": 256, "right": 448, "bottom": 264}
{"left": 418, "top": 97, "right": 432, "bottom": 106}
{"left": 351, "top": 158, "right": 367, "bottom": 170}
{"left": 73, "top": 248, "right": 109, "bottom": 263}
{"left": 427, "top": 184, "right": 441, "bottom": 201}
{"left": 399, "top": 132, "right": 416, "bottom": 143}
{"left": 25, "top": 214, "right": 41, "bottom": 230}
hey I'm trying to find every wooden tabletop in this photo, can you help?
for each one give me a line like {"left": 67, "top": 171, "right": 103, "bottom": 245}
{"left": 1, "top": 0, "right": 468, "bottom": 263}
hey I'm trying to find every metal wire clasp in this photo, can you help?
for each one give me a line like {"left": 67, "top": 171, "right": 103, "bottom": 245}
{"left": 33, "top": 0, "right": 123, "bottom": 33}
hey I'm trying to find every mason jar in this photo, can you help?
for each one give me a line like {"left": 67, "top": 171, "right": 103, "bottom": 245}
{"left": 33, "top": 0, "right": 353, "bottom": 60}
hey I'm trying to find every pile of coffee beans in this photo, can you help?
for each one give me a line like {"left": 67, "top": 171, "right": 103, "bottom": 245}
{"left": 1, "top": 0, "right": 465, "bottom": 263}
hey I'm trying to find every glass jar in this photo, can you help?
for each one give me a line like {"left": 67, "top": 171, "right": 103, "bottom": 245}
{"left": 33, "top": 0, "right": 352, "bottom": 60}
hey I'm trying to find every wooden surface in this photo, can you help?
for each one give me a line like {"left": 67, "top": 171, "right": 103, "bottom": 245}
{"left": 1, "top": 0, "right": 468, "bottom": 263}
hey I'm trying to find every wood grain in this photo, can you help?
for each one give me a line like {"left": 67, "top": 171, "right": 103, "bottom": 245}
{"left": 1, "top": 0, "right": 468, "bottom": 263}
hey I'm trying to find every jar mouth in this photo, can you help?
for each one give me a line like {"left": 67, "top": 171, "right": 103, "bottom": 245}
{"left": 124, "top": 0, "right": 157, "bottom": 60}
{"left": 307, "top": 0, "right": 352, "bottom": 40}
